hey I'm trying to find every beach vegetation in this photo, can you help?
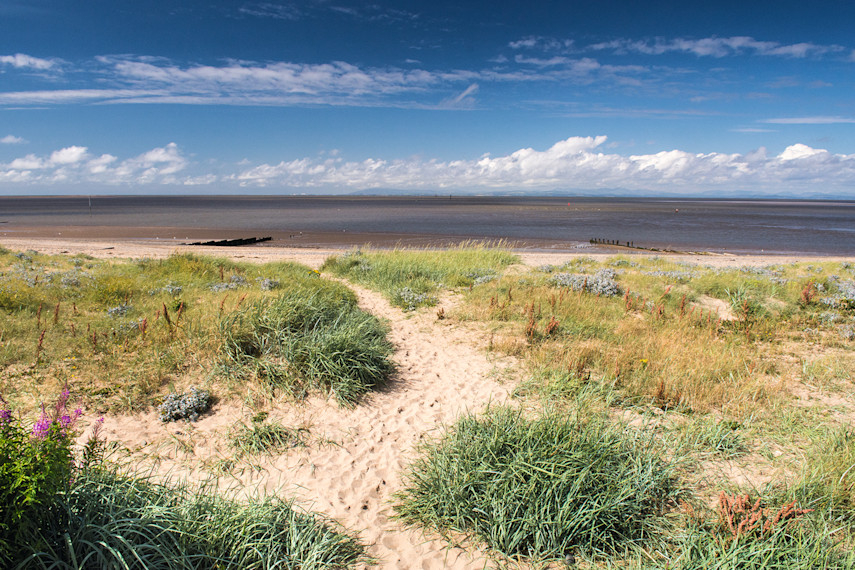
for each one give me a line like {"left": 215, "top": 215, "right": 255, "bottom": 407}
{"left": 320, "top": 242, "right": 518, "bottom": 310}
{"left": 0, "top": 390, "right": 368, "bottom": 569}
{"left": 394, "top": 405, "right": 683, "bottom": 564}
{"left": 228, "top": 413, "right": 309, "bottom": 456}
{"left": 0, "top": 251, "right": 393, "bottom": 413}
{"left": 217, "top": 286, "right": 393, "bottom": 406}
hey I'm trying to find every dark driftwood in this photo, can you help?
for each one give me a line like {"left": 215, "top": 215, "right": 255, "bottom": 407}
{"left": 186, "top": 236, "right": 272, "bottom": 247}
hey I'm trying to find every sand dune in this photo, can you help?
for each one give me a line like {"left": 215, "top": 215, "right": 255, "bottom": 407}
{"left": 7, "top": 236, "right": 850, "bottom": 568}
{"left": 95, "top": 270, "right": 518, "bottom": 568}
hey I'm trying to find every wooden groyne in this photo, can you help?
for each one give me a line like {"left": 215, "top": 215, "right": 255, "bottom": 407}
{"left": 186, "top": 236, "right": 272, "bottom": 247}
{"left": 589, "top": 238, "right": 695, "bottom": 254}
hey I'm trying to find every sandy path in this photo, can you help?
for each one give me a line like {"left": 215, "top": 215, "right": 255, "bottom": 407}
{"left": 99, "top": 280, "right": 517, "bottom": 569}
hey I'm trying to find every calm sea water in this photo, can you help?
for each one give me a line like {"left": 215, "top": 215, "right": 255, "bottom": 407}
{"left": 1, "top": 195, "right": 853, "bottom": 255}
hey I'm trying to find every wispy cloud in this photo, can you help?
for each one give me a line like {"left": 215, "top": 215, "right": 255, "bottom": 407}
{"left": 731, "top": 128, "right": 776, "bottom": 133}
{"left": 0, "top": 53, "right": 59, "bottom": 70}
{"left": 0, "top": 135, "right": 25, "bottom": 144}
{"left": 238, "top": 2, "right": 420, "bottom": 25}
{"left": 440, "top": 83, "right": 478, "bottom": 108}
{"left": 0, "top": 54, "right": 652, "bottom": 109}
{"left": 0, "top": 89, "right": 164, "bottom": 105}
{"left": 508, "top": 35, "right": 848, "bottom": 60}
{"left": 762, "top": 116, "right": 855, "bottom": 124}
{"left": 587, "top": 36, "right": 845, "bottom": 58}
{"left": 238, "top": 2, "right": 302, "bottom": 20}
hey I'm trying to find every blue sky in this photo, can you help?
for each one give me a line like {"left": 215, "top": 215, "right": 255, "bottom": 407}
{"left": 1, "top": 0, "right": 854, "bottom": 196}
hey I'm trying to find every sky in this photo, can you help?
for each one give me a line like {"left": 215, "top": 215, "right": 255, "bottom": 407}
{"left": 1, "top": 0, "right": 854, "bottom": 197}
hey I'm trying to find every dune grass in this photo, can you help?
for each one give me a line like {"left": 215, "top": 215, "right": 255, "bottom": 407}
{"left": 218, "top": 286, "right": 393, "bottom": 406}
{"left": 320, "top": 242, "right": 518, "bottom": 310}
{"left": 19, "top": 468, "right": 368, "bottom": 570}
{"left": 1, "top": 388, "right": 367, "bottom": 570}
{"left": 0, "top": 251, "right": 393, "bottom": 412}
{"left": 4, "top": 245, "right": 855, "bottom": 568}
{"left": 461, "top": 257, "right": 855, "bottom": 415}
{"left": 380, "top": 250, "right": 855, "bottom": 566}
{"left": 229, "top": 413, "right": 309, "bottom": 456}
{"left": 394, "top": 406, "right": 683, "bottom": 564}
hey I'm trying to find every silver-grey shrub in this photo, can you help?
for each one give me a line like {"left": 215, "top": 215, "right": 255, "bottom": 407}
{"left": 550, "top": 269, "right": 622, "bottom": 297}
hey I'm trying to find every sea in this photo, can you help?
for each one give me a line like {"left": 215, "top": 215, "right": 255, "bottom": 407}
{"left": 0, "top": 195, "right": 853, "bottom": 256}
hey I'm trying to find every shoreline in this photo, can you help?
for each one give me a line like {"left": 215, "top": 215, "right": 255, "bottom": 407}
{"left": 1, "top": 234, "right": 851, "bottom": 270}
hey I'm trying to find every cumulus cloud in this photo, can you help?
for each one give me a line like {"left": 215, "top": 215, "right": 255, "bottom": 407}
{"left": 229, "top": 136, "right": 855, "bottom": 193}
{"left": 2, "top": 138, "right": 854, "bottom": 195}
{"left": 1, "top": 135, "right": 25, "bottom": 144}
{"left": 0, "top": 143, "right": 190, "bottom": 185}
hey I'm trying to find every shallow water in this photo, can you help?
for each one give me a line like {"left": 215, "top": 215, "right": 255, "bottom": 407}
{"left": 1, "top": 195, "right": 853, "bottom": 255}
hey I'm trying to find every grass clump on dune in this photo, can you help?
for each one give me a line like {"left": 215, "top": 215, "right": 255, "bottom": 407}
{"left": 24, "top": 469, "right": 368, "bottom": 570}
{"left": 394, "top": 406, "right": 682, "bottom": 564}
{"left": 1, "top": 391, "right": 368, "bottom": 570}
{"left": 218, "top": 286, "right": 394, "bottom": 406}
{"left": 321, "top": 243, "right": 518, "bottom": 311}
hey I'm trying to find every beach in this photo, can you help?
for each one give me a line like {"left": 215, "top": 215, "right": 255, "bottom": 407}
{"left": 2, "top": 234, "right": 853, "bottom": 569}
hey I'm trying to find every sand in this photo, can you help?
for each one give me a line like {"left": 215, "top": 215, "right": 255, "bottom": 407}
{"left": 3, "top": 235, "right": 852, "bottom": 568}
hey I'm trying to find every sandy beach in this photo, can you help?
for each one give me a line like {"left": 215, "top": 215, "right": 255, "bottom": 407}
{"left": 2, "top": 234, "right": 853, "bottom": 568}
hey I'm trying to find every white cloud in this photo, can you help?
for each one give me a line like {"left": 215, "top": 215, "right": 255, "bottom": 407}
{"left": 1, "top": 143, "right": 190, "bottom": 185}
{"left": 778, "top": 144, "right": 827, "bottom": 160}
{"left": 50, "top": 146, "right": 88, "bottom": 165}
{"left": 0, "top": 53, "right": 58, "bottom": 70}
{"left": 229, "top": 136, "right": 855, "bottom": 193}
{"left": 0, "top": 55, "right": 650, "bottom": 109}
{"left": 0, "top": 135, "right": 25, "bottom": 144}
{"left": 9, "top": 154, "right": 45, "bottom": 170}
{"left": 763, "top": 116, "right": 855, "bottom": 124}
{"left": 2, "top": 138, "right": 854, "bottom": 195}
{"left": 509, "top": 37, "right": 575, "bottom": 52}
{"left": 588, "top": 36, "right": 845, "bottom": 59}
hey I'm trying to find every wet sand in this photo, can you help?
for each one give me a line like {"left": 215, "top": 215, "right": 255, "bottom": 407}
{"left": 2, "top": 232, "right": 851, "bottom": 271}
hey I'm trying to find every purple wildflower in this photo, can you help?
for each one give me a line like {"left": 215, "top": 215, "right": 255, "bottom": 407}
{"left": 54, "top": 386, "right": 70, "bottom": 415}
{"left": 32, "top": 409, "right": 52, "bottom": 439}
{"left": 57, "top": 408, "right": 83, "bottom": 435}
{"left": 0, "top": 395, "right": 10, "bottom": 426}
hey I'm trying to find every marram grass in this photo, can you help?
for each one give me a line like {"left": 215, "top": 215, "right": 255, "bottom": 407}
{"left": 321, "top": 243, "right": 519, "bottom": 310}
{"left": 394, "top": 406, "right": 683, "bottom": 564}
{"left": 218, "top": 286, "right": 394, "bottom": 406}
{"left": 17, "top": 468, "right": 368, "bottom": 570}
{"left": 0, "top": 250, "right": 393, "bottom": 412}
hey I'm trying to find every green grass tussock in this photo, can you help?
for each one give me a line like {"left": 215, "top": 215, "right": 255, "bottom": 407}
{"left": 218, "top": 287, "right": 394, "bottom": 406}
{"left": 22, "top": 468, "right": 368, "bottom": 570}
{"left": 321, "top": 243, "right": 518, "bottom": 310}
{"left": 394, "top": 406, "right": 682, "bottom": 563}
